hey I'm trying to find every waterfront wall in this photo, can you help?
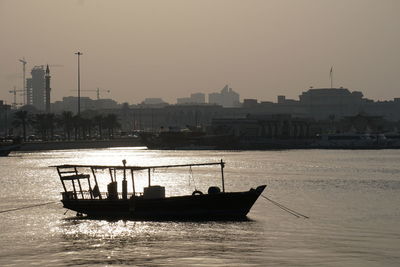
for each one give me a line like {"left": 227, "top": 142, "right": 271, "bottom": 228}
{"left": 19, "top": 138, "right": 142, "bottom": 151}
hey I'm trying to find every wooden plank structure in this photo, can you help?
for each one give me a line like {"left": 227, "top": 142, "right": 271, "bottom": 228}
{"left": 54, "top": 160, "right": 226, "bottom": 201}
{"left": 53, "top": 159, "right": 267, "bottom": 220}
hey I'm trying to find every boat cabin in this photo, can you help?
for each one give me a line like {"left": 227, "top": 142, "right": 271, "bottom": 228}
{"left": 55, "top": 160, "right": 226, "bottom": 201}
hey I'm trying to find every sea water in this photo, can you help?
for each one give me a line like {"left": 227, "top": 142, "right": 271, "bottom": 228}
{"left": 0, "top": 148, "right": 399, "bottom": 266}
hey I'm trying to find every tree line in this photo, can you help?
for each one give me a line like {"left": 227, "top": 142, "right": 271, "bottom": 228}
{"left": 12, "top": 110, "right": 120, "bottom": 141}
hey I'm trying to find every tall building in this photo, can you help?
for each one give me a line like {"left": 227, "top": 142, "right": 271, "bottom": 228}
{"left": 26, "top": 65, "right": 51, "bottom": 111}
{"left": 208, "top": 85, "right": 240, "bottom": 107}
{"left": 45, "top": 65, "right": 51, "bottom": 113}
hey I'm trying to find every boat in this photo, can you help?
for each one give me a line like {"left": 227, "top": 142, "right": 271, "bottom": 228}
{"left": 54, "top": 160, "right": 266, "bottom": 220}
{"left": 311, "top": 133, "right": 389, "bottom": 149}
{"left": 139, "top": 127, "right": 237, "bottom": 150}
{"left": 0, "top": 148, "right": 12, "bottom": 157}
{"left": 0, "top": 144, "right": 20, "bottom": 156}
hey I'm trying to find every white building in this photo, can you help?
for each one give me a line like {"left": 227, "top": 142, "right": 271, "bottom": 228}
{"left": 52, "top": 96, "right": 119, "bottom": 113}
{"left": 177, "top": 93, "right": 205, "bottom": 104}
{"left": 208, "top": 85, "right": 240, "bottom": 107}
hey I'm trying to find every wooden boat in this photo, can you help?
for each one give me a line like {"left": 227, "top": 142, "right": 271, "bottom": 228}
{"left": 0, "top": 148, "right": 12, "bottom": 156}
{"left": 0, "top": 144, "right": 20, "bottom": 156}
{"left": 139, "top": 128, "right": 237, "bottom": 150}
{"left": 311, "top": 133, "right": 389, "bottom": 149}
{"left": 54, "top": 160, "right": 266, "bottom": 220}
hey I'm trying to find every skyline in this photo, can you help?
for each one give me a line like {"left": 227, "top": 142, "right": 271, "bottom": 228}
{"left": 1, "top": 0, "right": 399, "bottom": 105}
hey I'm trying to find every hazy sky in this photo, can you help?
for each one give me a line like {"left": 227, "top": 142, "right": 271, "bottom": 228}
{"left": 1, "top": 0, "right": 399, "bottom": 105}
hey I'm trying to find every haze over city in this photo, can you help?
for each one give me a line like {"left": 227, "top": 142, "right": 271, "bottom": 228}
{"left": 1, "top": 0, "right": 399, "bottom": 104}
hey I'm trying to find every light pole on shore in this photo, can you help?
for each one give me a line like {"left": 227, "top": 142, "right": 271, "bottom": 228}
{"left": 75, "top": 51, "right": 83, "bottom": 115}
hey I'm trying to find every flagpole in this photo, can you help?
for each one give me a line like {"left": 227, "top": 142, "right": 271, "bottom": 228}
{"left": 330, "top": 66, "right": 333, "bottom": 88}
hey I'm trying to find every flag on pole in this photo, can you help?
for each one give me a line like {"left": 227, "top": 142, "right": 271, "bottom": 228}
{"left": 330, "top": 66, "right": 333, "bottom": 78}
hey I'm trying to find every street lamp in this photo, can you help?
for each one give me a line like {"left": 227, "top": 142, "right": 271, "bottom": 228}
{"left": 75, "top": 51, "right": 83, "bottom": 115}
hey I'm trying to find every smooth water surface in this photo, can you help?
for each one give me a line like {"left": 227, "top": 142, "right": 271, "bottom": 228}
{"left": 0, "top": 148, "right": 399, "bottom": 266}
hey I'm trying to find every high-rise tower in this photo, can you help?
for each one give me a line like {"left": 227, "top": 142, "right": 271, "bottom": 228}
{"left": 45, "top": 65, "right": 51, "bottom": 113}
{"left": 26, "top": 66, "right": 45, "bottom": 111}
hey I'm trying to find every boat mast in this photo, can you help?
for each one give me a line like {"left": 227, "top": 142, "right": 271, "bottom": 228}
{"left": 90, "top": 167, "right": 102, "bottom": 199}
{"left": 148, "top": 168, "right": 151, "bottom": 186}
{"left": 74, "top": 167, "right": 84, "bottom": 199}
{"left": 220, "top": 159, "right": 225, "bottom": 192}
{"left": 109, "top": 168, "right": 114, "bottom": 182}
{"left": 130, "top": 169, "right": 135, "bottom": 196}
{"left": 122, "top": 160, "right": 128, "bottom": 200}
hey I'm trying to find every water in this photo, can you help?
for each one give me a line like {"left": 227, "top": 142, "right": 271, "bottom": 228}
{"left": 0, "top": 148, "right": 399, "bottom": 266}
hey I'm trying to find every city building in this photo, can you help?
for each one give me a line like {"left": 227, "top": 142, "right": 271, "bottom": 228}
{"left": 45, "top": 65, "right": 51, "bottom": 113}
{"left": 9, "top": 83, "right": 400, "bottom": 137}
{"left": 190, "top": 93, "right": 206, "bottom": 104}
{"left": 242, "top": 99, "right": 258, "bottom": 108}
{"left": 177, "top": 93, "right": 205, "bottom": 104}
{"left": 211, "top": 114, "right": 314, "bottom": 139}
{"left": 241, "top": 87, "right": 400, "bottom": 121}
{"left": 139, "top": 98, "right": 168, "bottom": 108}
{"left": 26, "top": 65, "right": 51, "bottom": 112}
{"left": 208, "top": 85, "right": 240, "bottom": 107}
{"left": 52, "top": 96, "right": 119, "bottom": 113}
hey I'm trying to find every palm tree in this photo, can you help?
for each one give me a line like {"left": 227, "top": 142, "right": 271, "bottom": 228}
{"left": 33, "top": 114, "right": 48, "bottom": 140}
{"left": 72, "top": 115, "right": 83, "bottom": 140}
{"left": 80, "top": 117, "right": 93, "bottom": 139}
{"left": 57, "top": 111, "right": 74, "bottom": 140}
{"left": 103, "top": 113, "right": 121, "bottom": 139}
{"left": 46, "top": 113, "right": 56, "bottom": 140}
{"left": 93, "top": 114, "right": 104, "bottom": 139}
{"left": 12, "top": 110, "right": 29, "bottom": 141}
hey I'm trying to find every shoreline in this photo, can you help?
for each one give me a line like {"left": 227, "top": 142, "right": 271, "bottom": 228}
{"left": 6, "top": 138, "right": 400, "bottom": 152}
{"left": 17, "top": 138, "right": 143, "bottom": 151}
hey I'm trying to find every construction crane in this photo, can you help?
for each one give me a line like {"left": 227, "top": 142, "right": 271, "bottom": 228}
{"left": 9, "top": 86, "right": 24, "bottom": 109}
{"left": 70, "top": 88, "right": 110, "bottom": 100}
{"left": 19, "top": 57, "right": 27, "bottom": 105}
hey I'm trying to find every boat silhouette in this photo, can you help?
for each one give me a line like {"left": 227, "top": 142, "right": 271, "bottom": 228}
{"left": 54, "top": 160, "right": 266, "bottom": 220}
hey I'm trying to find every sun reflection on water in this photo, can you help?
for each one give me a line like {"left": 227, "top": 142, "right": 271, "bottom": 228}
{"left": 2, "top": 149, "right": 400, "bottom": 266}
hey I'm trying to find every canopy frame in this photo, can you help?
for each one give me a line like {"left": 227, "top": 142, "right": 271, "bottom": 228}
{"left": 55, "top": 159, "right": 226, "bottom": 200}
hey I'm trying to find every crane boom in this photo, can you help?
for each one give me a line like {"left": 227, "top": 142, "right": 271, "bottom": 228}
{"left": 18, "top": 57, "right": 27, "bottom": 105}
{"left": 8, "top": 86, "right": 24, "bottom": 109}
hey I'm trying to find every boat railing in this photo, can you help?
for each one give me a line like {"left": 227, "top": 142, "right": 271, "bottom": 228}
{"left": 62, "top": 191, "right": 143, "bottom": 200}
{"left": 56, "top": 159, "right": 227, "bottom": 200}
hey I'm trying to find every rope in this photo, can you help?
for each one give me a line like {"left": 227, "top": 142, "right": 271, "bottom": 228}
{"left": 261, "top": 194, "right": 309, "bottom": 219}
{"left": 0, "top": 201, "right": 59, "bottom": 214}
{"left": 188, "top": 166, "right": 197, "bottom": 190}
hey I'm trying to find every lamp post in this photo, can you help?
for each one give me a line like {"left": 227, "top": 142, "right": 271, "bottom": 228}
{"left": 75, "top": 52, "right": 83, "bottom": 115}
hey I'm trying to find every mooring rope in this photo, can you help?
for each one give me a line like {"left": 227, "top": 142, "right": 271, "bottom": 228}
{"left": 188, "top": 166, "right": 197, "bottom": 191}
{"left": 0, "top": 201, "right": 59, "bottom": 214}
{"left": 261, "top": 194, "right": 309, "bottom": 219}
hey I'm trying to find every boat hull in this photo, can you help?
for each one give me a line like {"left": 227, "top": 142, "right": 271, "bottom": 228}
{"left": 61, "top": 185, "right": 266, "bottom": 220}
{"left": 0, "top": 144, "right": 20, "bottom": 156}
{"left": 0, "top": 150, "right": 11, "bottom": 156}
